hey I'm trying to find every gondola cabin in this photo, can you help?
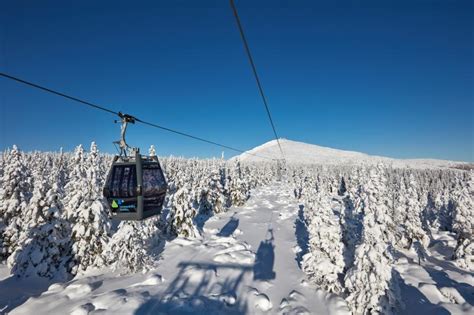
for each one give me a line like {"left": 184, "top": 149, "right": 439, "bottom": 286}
{"left": 103, "top": 150, "right": 167, "bottom": 220}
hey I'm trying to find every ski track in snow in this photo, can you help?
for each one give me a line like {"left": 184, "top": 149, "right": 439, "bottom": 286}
{"left": 1, "top": 184, "right": 473, "bottom": 314}
{"left": 3, "top": 184, "right": 348, "bottom": 315}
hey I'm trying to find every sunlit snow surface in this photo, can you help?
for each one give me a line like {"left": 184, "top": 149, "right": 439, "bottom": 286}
{"left": 233, "top": 139, "right": 469, "bottom": 169}
{"left": 1, "top": 184, "right": 472, "bottom": 314}
{"left": 394, "top": 231, "right": 474, "bottom": 315}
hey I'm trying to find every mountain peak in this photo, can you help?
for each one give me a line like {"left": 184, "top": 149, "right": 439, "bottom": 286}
{"left": 233, "top": 139, "right": 466, "bottom": 169}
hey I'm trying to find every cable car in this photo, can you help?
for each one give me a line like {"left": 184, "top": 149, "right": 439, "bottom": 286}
{"left": 103, "top": 112, "right": 167, "bottom": 220}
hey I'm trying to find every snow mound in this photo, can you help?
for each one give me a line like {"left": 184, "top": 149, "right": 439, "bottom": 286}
{"left": 132, "top": 274, "right": 164, "bottom": 286}
{"left": 64, "top": 283, "right": 97, "bottom": 299}
{"left": 248, "top": 287, "right": 273, "bottom": 311}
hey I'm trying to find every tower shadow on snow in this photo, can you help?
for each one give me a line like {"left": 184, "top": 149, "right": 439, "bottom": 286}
{"left": 134, "top": 261, "right": 250, "bottom": 315}
{"left": 136, "top": 227, "right": 278, "bottom": 314}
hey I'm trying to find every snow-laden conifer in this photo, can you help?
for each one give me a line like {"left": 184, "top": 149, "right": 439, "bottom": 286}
{"left": 149, "top": 145, "right": 156, "bottom": 157}
{"left": 405, "top": 174, "right": 429, "bottom": 245}
{"left": 401, "top": 174, "right": 430, "bottom": 265}
{"left": 228, "top": 160, "right": 250, "bottom": 207}
{"left": 101, "top": 220, "right": 159, "bottom": 273}
{"left": 341, "top": 183, "right": 364, "bottom": 271}
{"left": 199, "top": 169, "right": 227, "bottom": 215}
{"left": 170, "top": 185, "right": 199, "bottom": 238}
{"left": 452, "top": 171, "right": 473, "bottom": 270}
{"left": 63, "top": 145, "right": 87, "bottom": 223}
{"left": 9, "top": 179, "right": 71, "bottom": 279}
{"left": 0, "top": 145, "right": 32, "bottom": 259}
{"left": 344, "top": 165, "right": 400, "bottom": 315}
{"left": 69, "top": 142, "right": 111, "bottom": 274}
{"left": 302, "top": 190, "right": 345, "bottom": 294}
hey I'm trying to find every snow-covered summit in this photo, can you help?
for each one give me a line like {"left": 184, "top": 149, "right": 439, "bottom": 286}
{"left": 233, "top": 139, "right": 468, "bottom": 169}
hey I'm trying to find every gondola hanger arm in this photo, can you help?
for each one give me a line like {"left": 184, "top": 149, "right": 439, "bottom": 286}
{"left": 114, "top": 112, "right": 137, "bottom": 157}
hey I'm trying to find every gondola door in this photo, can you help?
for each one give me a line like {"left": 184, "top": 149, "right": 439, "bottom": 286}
{"left": 104, "top": 152, "right": 144, "bottom": 220}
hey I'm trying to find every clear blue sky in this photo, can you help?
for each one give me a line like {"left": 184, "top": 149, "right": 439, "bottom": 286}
{"left": 1, "top": 0, "right": 472, "bottom": 161}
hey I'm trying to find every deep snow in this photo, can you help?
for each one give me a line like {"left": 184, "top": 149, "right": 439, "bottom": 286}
{"left": 1, "top": 184, "right": 472, "bottom": 314}
{"left": 1, "top": 184, "right": 348, "bottom": 314}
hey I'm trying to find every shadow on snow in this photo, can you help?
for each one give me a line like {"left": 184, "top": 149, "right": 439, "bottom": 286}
{"left": 253, "top": 228, "right": 276, "bottom": 281}
{"left": 394, "top": 269, "right": 450, "bottom": 315}
{"left": 424, "top": 266, "right": 474, "bottom": 305}
{"left": 134, "top": 261, "right": 251, "bottom": 315}
{"left": 217, "top": 214, "right": 239, "bottom": 237}
{"left": 194, "top": 213, "right": 212, "bottom": 234}
{"left": 394, "top": 250, "right": 473, "bottom": 313}
{"left": 0, "top": 274, "right": 57, "bottom": 313}
{"left": 294, "top": 204, "right": 309, "bottom": 268}
{"left": 136, "top": 227, "right": 277, "bottom": 314}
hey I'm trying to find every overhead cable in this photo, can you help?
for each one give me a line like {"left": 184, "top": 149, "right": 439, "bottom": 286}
{"left": 229, "top": 0, "right": 285, "bottom": 161}
{"left": 0, "top": 71, "right": 274, "bottom": 161}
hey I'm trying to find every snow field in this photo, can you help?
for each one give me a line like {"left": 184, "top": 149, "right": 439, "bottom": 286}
{"left": 5, "top": 184, "right": 349, "bottom": 315}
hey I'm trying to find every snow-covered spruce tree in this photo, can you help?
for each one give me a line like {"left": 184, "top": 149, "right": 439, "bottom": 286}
{"left": 416, "top": 180, "right": 433, "bottom": 239}
{"left": 403, "top": 174, "right": 429, "bottom": 262}
{"left": 9, "top": 179, "right": 71, "bottom": 279}
{"left": 0, "top": 145, "right": 32, "bottom": 260}
{"left": 0, "top": 149, "right": 4, "bottom": 253}
{"left": 243, "top": 164, "right": 259, "bottom": 190}
{"left": 68, "top": 142, "right": 111, "bottom": 274}
{"left": 293, "top": 175, "right": 304, "bottom": 199}
{"left": 149, "top": 144, "right": 157, "bottom": 157}
{"left": 341, "top": 177, "right": 364, "bottom": 271}
{"left": 435, "top": 191, "right": 454, "bottom": 231}
{"left": 8, "top": 166, "right": 52, "bottom": 254}
{"left": 52, "top": 147, "right": 68, "bottom": 198}
{"left": 0, "top": 150, "right": 5, "bottom": 179}
{"left": 100, "top": 220, "right": 159, "bottom": 273}
{"left": 338, "top": 176, "right": 347, "bottom": 196}
{"left": 7, "top": 149, "right": 72, "bottom": 266}
{"left": 169, "top": 185, "right": 199, "bottom": 238}
{"left": 301, "top": 175, "right": 316, "bottom": 200}
{"left": 198, "top": 169, "right": 227, "bottom": 215}
{"left": 392, "top": 178, "right": 410, "bottom": 248}
{"left": 161, "top": 163, "right": 183, "bottom": 236}
{"left": 437, "top": 171, "right": 463, "bottom": 232}
{"left": 452, "top": 171, "right": 474, "bottom": 270}
{"left": 228, "top": 160, "right": 250, "bottom": 207}
{"left": 63, "top": 145, "right": 87, "bottom": 223}
{"left": 348, "top": 166, "right": 365, "bottom": 198}
{"left": 0, "top": 221, "right": 4, "bottom": 260}
{"left": 344, "top": 164, "right": 401, "bottom": 315}
{"left": 422, "top": 191, "right": 438, "bottom": 231}
{"left": 302, "top": 190, "right": 345, "bottom": 294}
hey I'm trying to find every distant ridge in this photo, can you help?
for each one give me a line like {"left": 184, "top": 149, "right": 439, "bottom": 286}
{"left": 233, "top": 139, "right": 468, "bottom": 169}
